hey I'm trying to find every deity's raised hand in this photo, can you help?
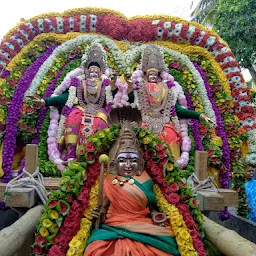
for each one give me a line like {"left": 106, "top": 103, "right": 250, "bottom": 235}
{"left": 26, "top": 95, "right": 45, "bottom": 107}
{"left": 199, "top": 113, "right": 216, "bottom": 127}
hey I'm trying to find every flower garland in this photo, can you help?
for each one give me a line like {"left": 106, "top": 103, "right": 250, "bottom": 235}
{"left": 17, "top": 65, "right": 66, "bottom": 176}
{"left": 154, "top": 185, "right": 199, "bottom": 256}
{"left": 193, "top": 62, "right": 230, "bottom": 189}
{"left": 25, "top": 35, "right": 127, "bottom": 98}
{"left": 1, "top": 45, "right": 58, "bottom": 182}
{"left": 66, "top": 179, "right": 99, "bottom": 256}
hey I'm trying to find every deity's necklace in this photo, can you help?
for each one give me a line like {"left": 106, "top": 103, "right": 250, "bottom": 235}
{"left": 112, "top": 175, "right": 135, "bottom": 186}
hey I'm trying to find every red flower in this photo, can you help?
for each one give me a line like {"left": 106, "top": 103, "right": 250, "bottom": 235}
{"left": 179, "top": 182, "right": 187, "bottom": 189}
{"left": 48, "top": 199, "right": 58, "bottom": 208}
{"left": 33, "top": 245, "right": 43, "bottom": 255}
{"left": 143, "top": 151, "right": 151, "bottom": 160}
{"left": 85, "top": 142, "right": 96, "bottom": 152}
{"left": 86, "top": 152, "right": 95, "bottom": 162}
{"left": 48, "top": 244, "right": 65, "bottom": 256}
{"left": 159, "top": 157, "right": 168, "bottom": 167}
{"left": 197, "top": 246, "right": 207, "bottom": 256}
{"left": 35, "top": 235, "right": 47, "bottom": 245}
{"left": 67, "top": 195, "right": 74, "bottom": 203}
{"left": 157, "top": 150, "right": 167, "bottom": 159}
{"left": 177, "top": 203, "right": 189, "bottom": 213}
{"left": 189, "top": 229, "right": 200, "bottom": 239}
{"left": 60, "top": 202, "right": 67, "bottom": 213}
{"left": 166, "top": 193, "right": 180, "bottom": 205}
{"left": 169, "top": 183, "right": 179, "bottom": 193}
{"left": 156, "top": 144, "right": 164, "bottom": 151}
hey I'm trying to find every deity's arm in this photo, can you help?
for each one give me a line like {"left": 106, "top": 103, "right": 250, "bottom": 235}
{"left": 175, "top": 103, "right": 201, "bottom": 120}
{"left": 44, "top": 91, "right": 69, "bottom": 108}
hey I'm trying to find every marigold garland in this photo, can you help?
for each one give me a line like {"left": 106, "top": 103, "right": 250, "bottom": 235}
{"left": 154, "top": 184, "right": 198, "bottom": 256}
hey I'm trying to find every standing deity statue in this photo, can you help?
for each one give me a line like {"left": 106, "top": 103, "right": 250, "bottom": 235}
{"left": 132, "top": 45, "right": 215, "bottom": 167}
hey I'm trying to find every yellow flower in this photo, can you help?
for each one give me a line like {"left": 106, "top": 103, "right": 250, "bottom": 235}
{"left": 39, "top": 227, "right": 49, "bottom": 237}
{"left": 67, "top": 248, "right": 76, "bottom": 256}
{"left": 211, "top": 136, "right": 223, "bottom": 147}
{"left": 49, "top": 224, "right": 59, "bottom": 233}
{"left": 69, "top": 238, "right": 83, "bottom": 248}
{"left": 166, "top": 163, "right": 174, "bottom": 171}
{"left": 49, "top": 210, "right": 59, "bottom": 219}
{"left": 139, "top": 130, "right": 146, "bottom": 138}
{"left": 179, "top": 230, "right": 190, "bottom": 240}
{"left": 42, "top": 219, "right": 53, "bottom": 228}
{"left": 143, "top": 136, "right": 152, "bottom": 144}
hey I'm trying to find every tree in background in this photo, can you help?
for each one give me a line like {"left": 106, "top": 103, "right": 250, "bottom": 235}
{"left": 191, "top": 0, "right": 256, "bottom": 84}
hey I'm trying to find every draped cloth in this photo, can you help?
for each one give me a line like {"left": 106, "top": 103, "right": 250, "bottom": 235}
{"left": 245, "top": 179, "right": 256, "bottom": 222}
{"left": 84, "top": 172, "right": 180, "bottom": 256}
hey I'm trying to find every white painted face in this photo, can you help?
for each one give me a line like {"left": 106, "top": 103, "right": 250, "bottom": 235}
{"left": 89, "top": 67, "right": 100, "bottom": 79}
{"left": 116, "top": 153, "right": 140, "bottom": 177}
{"left": 147, "top": 71, "right": 158, "bottom": 83}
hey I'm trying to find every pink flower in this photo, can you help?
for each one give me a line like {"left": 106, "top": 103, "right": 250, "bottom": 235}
{"left": 85, "top": 142, "right": 96, "bottom": 152}
{"left": 166, "top": 193, "right": 180, "bottom": 205}
{"left": 157, "top": 150, "right": 167, "bottom": 159}
{"left": 48, "top": 199, "right": 58, "bottom": 208}
{"left": 156, "top": 144, "right": 164, "bottom": 151}
{"left": 169, "top": 183, "right": 179, "bottom": 193}
{"left": 33, "top": 245, "right": 43, "bottom": 255}
{"left": 35, "top": 235, "right": 47, "bottom": 245}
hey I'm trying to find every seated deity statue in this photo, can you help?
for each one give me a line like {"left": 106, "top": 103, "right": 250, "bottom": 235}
{"left": 84, "top": 121, "right": 180, "bottom": 256}
{"left": 132, "top": 45, "right": 215, "bottom": 167}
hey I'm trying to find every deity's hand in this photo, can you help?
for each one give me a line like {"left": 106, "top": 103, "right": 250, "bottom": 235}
{"left": 151, "top": 210, "right": 167, "bottom": 227}
{"left": 26, "top": 95, "right": 45, "bottom": 107}
{"left": 199, "top": 113, "right": 216, "bottom": 127}
{"left": 90, "top": 205, "right": 104, "bottom": 221}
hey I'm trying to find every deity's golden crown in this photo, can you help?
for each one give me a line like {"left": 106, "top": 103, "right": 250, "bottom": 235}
{"left": 141, "top": 45, "right": 165, "bottom": 73}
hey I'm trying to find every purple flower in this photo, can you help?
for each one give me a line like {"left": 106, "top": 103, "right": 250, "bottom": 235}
{"left": 105, "top": 102, "right": 113, "bottom": 113}
{"left": 0, "top": 69, "right": 10, "bottom": 79}
{"left": 166, "top": 80, "right": 175, "bottom": 88}
{"left": 193, "top": 62, "right": 230, "bottom": 189}
{"left": 218, "top": 207, "right": 231, "bottom": 221}
{"left": 70, "top": 77, "right": 80, "bottom": 87}
{"left": 1, "top": 45, "right": 58, "bottom": 183}
{"left": 17, "top": 63, "right": 65, "bottom": 176}
{"left": 62, "top": 105, "right": 72, "bottom": 117}
{"left": 171, "top": 105, "right": 176, "bottom": 117}
{"left": 102, "top": 78, "right": 110, "bottom": 87}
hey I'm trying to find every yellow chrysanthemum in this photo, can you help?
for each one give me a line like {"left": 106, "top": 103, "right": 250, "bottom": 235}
{"left": 49, "top": 210, "right": 59, "bottom": 219}
{"left": 42, "top": 219, "right": 53, "bottom": 228}
{"left": 39, "top": 227, "right": 49, "bottom": 237}
{"left": 143, "top": 136, "right": 152, "bottom": 144}
{"left": 211, "top": 136, "right": 223, "bottom": 147}
{"left": 66, "top": 248, "right": 76, "bottom": 256}
{"left": 49, "top": 224, "right": 59, "bottom": 234}
{"left": 166, "top": 163, "right": 174, "bottom": 171}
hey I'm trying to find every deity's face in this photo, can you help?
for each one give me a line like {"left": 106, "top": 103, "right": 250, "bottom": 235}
{"left": 116, "top": 152, "right": 140, "bottom": 176}
{"left": 88, "top": 67, "right": 100, "bottom": 79}
{"left": 147, "top": 71, "right": 159, "bottom": 83}
{"left": 246, "top": 167, "right": 255, "bottom": 181}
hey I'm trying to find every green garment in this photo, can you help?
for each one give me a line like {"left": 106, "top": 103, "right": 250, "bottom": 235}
{"left": 175, "top": 103, "right": 201, "bottom": 120}
{"left": 44, "top": 91, "right": 69, "bottom": 111}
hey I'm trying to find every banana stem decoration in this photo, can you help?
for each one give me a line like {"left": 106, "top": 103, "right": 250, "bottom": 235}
{"left": 95, "top": 154, "right": 109, "bottom": 229}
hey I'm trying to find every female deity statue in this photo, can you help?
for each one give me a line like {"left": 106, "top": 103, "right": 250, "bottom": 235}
{"left": 84, "top": 120, "right": 180, "bottom": 256}
{"left": 28, "top": 44, "right": 112, "bottom": 165}
{"left": 132, "top": 45, "right": 214, "bottom": 167}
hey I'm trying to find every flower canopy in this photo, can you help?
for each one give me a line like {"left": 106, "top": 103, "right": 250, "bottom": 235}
{"left": 0, "top": 6, "right": 254, "bottom": 229}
